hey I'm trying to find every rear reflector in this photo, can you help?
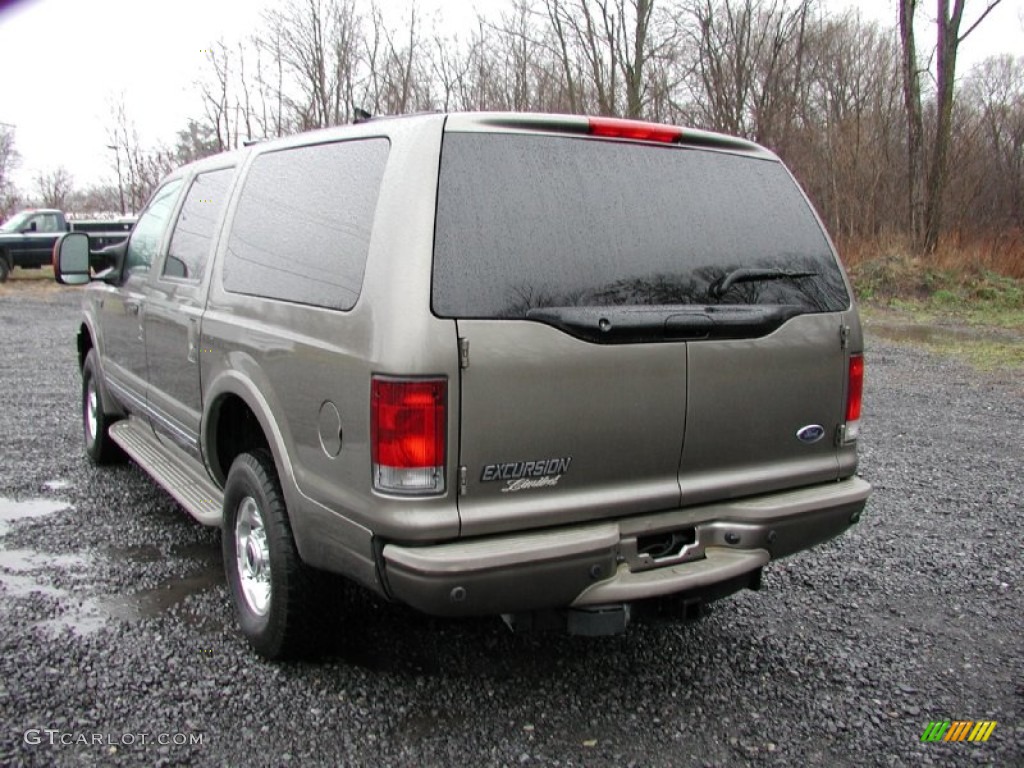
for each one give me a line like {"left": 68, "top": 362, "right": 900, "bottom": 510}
{"left": 371, "top": 377, "right": 447, "bottom": 494}
{"left": 845, "top": 354, "right": 864, "bottom": 441}
{"left": 588, "top": 116, "right": 683, "bottom": 144}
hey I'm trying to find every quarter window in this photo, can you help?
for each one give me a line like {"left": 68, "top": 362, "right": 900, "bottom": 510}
{"left": 223, "top": 139, "right": 389, "bottom": 310}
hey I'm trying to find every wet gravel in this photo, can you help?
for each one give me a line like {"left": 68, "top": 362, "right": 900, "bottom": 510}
{"left": 0, "top": 287, "right": 1021, "bottom": 767}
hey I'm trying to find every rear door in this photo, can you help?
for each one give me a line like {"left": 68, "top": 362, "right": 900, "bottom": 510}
{"left": 432, "top": 121, "right": 852, "bottom": 536}
{"left": 680, "top": 314, "right": 847, "bottom": 505}
{"left": 145, "top": 166, "right": 235, "bottom": 457}
{"left": 672, "top": 158, "right": 851, "bottom": 503}
{"left": 434, "top": 127, "right": 690, "bottom": 537}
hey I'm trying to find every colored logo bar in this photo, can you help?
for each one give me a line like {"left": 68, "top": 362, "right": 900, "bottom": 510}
{"left": 921, "top": 721, "right": 997, "bottom": 742}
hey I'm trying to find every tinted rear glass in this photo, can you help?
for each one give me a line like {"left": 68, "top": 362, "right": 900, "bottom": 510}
{"left": 433, "top": 133, "right": 848, "bottom": 318}
{"left": 223, "top": 138, "right": 388, "bottom": 311}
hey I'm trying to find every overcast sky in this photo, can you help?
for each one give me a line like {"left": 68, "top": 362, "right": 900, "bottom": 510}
{"left": 1, "top": 0, "right": 1021, "bottom": 199}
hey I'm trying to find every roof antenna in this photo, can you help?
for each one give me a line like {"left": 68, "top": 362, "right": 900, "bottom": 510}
{"left": 353, "top": 106, "right": 373, "bottom": 124}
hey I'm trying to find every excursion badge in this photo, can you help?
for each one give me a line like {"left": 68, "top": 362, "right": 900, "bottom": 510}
{"left": 481, "top": 456, "right": 572, "bottom": 493}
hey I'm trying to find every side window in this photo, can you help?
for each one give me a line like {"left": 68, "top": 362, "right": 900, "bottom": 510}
{"left": 124, "top": 180, "right": 184, "bottom": 274}
{"left": 35, "top": 214, "right": 60, "bottom": 233}
{"left": 164, "top": 168, "right": 234, "bottom": 282}
{"left": 223, "top": 138, "right": 389, "bottom": 310}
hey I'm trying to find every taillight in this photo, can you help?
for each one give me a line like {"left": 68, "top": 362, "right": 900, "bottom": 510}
{"left": 371, "top": 377, "right": 447, "bottom": 494}
{"left": 588, "top": 116, "right": 683, "bottom": 144}
{"left": 844, "top": 354, "right": 864, "bottom": 441}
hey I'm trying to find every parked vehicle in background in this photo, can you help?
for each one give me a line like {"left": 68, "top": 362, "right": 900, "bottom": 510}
{"left": 0, "top": 209, "right": 134, "bottom": 281}
{"left": 54, "top": 112, "right": 870, "bottom": 660}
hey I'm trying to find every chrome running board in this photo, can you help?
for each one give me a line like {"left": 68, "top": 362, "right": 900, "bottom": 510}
{"left": 110, "top": 418, "right": 223, "bottom": 527}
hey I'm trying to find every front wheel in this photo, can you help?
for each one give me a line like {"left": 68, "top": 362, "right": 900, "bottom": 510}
{"left": 82, "top": 350, "right": 123, "bottom": 464}
{"left": 223, "top": 450, "right": 318, "bottom": 659}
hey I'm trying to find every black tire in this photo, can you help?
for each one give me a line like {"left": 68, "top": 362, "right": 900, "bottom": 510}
{"left": 82, "top": 349, "right": 123, "bottom": 464}
{"left": 0, "top": 255, "right": 10, "bottom": 283}
{"left": 223, "top": 450, "right": 318, "bottom": 659}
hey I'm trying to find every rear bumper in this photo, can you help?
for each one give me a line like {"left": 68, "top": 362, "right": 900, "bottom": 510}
{"left": 382, "top": 476, "right": 870, "bottom": 617}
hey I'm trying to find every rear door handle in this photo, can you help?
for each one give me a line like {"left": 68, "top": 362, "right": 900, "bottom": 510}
{"left": 187, "top": 317, "right": 199, "bottom": 363}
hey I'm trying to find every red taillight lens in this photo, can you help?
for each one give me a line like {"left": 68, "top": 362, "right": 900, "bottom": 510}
{"left": 371, "top": 377, "right": 446, "bottom": 494}
{"left": 845, "top": 354, "right": 864, "bottom": 439}
{"left": 588, "top": 116, "right": 683, "bottom": 144}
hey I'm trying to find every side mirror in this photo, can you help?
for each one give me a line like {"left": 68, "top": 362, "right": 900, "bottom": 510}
{"left": 21, "top": 222, "right": 37, "bottom": 233}
{"left": 53, "top": 232, "right": 91, "bottom": 285}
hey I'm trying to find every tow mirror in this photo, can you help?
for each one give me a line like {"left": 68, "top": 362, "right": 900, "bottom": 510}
{"left": 53, "top": 232, "right": 91, "bottom": 285}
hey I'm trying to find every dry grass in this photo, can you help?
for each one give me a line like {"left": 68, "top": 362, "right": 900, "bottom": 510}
{"left": 839, "top": 230, "right": 1024, "bottom": 282}
{"left": 840, "top": 232, "right": 1024, "bottom": 314}
{"left": 847, "top": 233, "right": 1023, "bottom": 373}
{"left": 0, "top": 267, "right": 73, "bottom": 298}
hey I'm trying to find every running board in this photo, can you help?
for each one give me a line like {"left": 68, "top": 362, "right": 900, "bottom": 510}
{"left": 109, "top": 419, "right": 223, "bottom": 527}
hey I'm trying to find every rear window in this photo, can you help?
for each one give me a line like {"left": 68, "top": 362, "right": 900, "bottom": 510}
{"left": 432, "top": 133, "right": 848, "bottom": 318}
{"left": 223, "top": 138, "right": 388, "bottom": 311}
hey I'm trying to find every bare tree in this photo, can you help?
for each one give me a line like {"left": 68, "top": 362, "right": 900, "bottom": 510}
{"left": 156, "top": 0, "right": 1024, "bottom": 266}
{"left": 543, "top": 0, "right": 665, "bottom": 117}
{"left": 955, "top": 55, "right": 1024, "bottom": 232}
{"left": 922, "top": 0, "right": 1003, "bottom": 252}
{"left": 69, "top": 185, "right": 122, "bottom": 217}
{"left": 34, "top": 167, "right": 75, "bottom": 210}
{"left": 107, "top": 94, "right": 177, "bottom": 212}
{"left": 684, "top": 0, "right": 812, "bottom": 144}
{"left": 787, "top": 11, "right": 904, "bottom": 243}
{"left": 200, "top": 40, "right": 233, "bottom": 151}
{"left": 899, "top": 0, "right": 926, "bottom": 243}
{"left": 364, "top": 2, "right": 431, "bottom": 114}
{"left": 0, "top": 124, "right": 20, "bottom": 219}
{"left": 265, "top": 0, "right": 361, "bottom": 128}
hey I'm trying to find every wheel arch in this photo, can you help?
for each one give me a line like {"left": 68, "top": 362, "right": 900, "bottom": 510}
{"left": 76, "top": 321, "right": 93, "bottom": 370}
{"left": 78, "top": 320, "right": 124, "bottom": 418}
{"left": 203, "top": 372, "right": 296, "bottom": 496}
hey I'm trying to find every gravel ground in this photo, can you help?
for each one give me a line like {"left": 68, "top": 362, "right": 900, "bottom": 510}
{"left": 0, "top": 286, "right": 1021, "bottom": 767}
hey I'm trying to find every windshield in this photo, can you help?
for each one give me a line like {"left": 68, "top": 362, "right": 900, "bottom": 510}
{"left": 432, "top": 133, "right": 849, "bottom": 319}
{"left": 0, "top": 211, "right": 32, "bottom": 232}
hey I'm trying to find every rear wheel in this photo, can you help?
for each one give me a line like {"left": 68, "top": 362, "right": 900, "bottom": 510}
{"left": 223, "top": 450, "right": 318, "bottom": 659}
{"left": 82, "top": 350, "right": 123, "bottom": 464}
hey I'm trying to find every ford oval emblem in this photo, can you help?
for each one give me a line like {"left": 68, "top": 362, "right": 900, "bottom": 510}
{"left": 797, "top": 425, "right": 826, "bottom": 444}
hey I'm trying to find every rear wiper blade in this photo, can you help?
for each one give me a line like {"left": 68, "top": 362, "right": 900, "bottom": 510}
{"left": 709, "top": 268, "right": 817, "bottom": 298}
{"left": 525, "top": 304, "right": 803, "bottom": 344}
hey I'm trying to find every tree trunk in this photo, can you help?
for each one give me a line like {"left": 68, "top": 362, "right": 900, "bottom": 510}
{"left": 923, "top": 0, "right": 1002, "bottom": 253}
{"left": 899, "top": 0, "right": 925, "bottom": 247}
{"left": 923, "top": 0, "right": 961, "bottom": 253}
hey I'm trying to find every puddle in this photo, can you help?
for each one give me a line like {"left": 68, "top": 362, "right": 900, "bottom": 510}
{"left": 0, "top": 549, "right": 88, "bottom": 572}
{"left": 103, "top": 544, "right": 163, "bottom": 563}
{"left": 0, "top": 572, "right": 66, "bottom": 599}
{"left": 28, "top": 557, "right": 225, "bottom": 637}
{"left": 0, "top": 497, "right": 70, "bottom": 536}
{"left": 867, "top": 321, "right": 1021, "bottom": 345}
{"left": 0, "top": 497, "right": 224, "bottom": 636}
{"left": 101, "top": 566, "right": 223, "bottom": 620}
